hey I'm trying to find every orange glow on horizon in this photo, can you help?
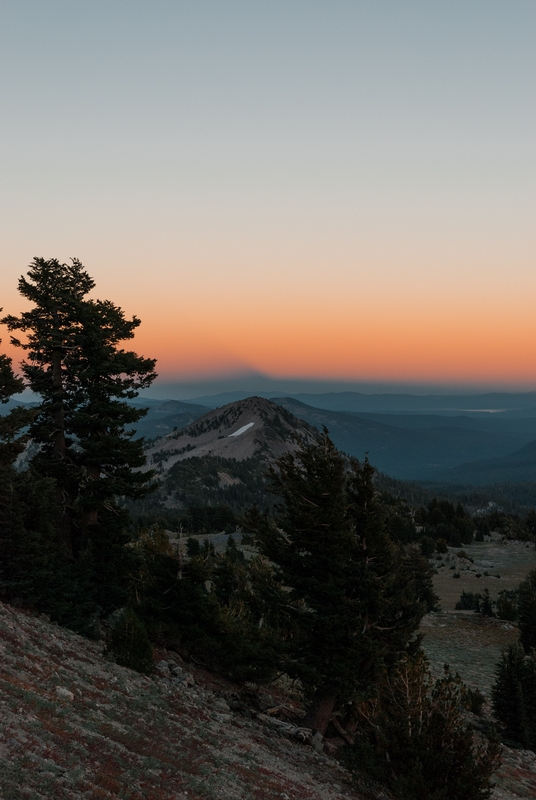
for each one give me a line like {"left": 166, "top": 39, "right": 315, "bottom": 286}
{"left": 3, "top": 263, "right": 536, "bottom": 389}
{"left": 129, "top": 299, "right": 536, "bottom": 386}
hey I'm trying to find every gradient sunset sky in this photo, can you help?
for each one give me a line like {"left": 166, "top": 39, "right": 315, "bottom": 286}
{"left": 1, "top": 2, "right": 535, "bottom": 397}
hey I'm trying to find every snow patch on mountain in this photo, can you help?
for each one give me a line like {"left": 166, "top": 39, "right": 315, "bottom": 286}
{"left": 228, "top": 422, "right": 255, "bottom": 437}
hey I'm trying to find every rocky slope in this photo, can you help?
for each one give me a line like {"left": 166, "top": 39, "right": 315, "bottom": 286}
{"left": 2, "top": 600, "right": 536, "bottom": 799}
{"left": 144, "top": 397, "right": 318, "bottom": 473}
{"left": 0, "top": 601, "right": 366, "bottom": 800}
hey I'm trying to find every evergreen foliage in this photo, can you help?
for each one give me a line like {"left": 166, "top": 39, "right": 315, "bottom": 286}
{"left": 0, "top": 465, "right": 57, "bottom": 606}
{"left": 162, "top": 454, "right": 271, "bottom": 511}
{"left": 456, "top": 591, "right": 482, "bottom": 612}
{"left": 129, "top": 526, "right": 285, "bottom": 683}
{"left": 129, "top": 526, "right": 222, "bottom": 657}
{"left": 345, "top": 651, "right": 500, "bottom": 800}
{"left": 492, "top": 644, "right": 536, "bottom": 748}
{"left": 480, "top": 588, "right": 494, "bottom": 617}
{"left": 376, "top": 473, "right": 536, "bottom": 517}
{"left": 0, "top": 325, "right": 34, "bottom": 465}
{"left": 455, "top": 589, "right": 517, "bottom": 619}
{"left": 0, "top": 258, "right": 155, "bottom": 636}
{"left": 0, "top": 332, "right": 60, "bottom": 611}
{"left": 517, "top": 568, "right": 536, "bottom": 652}
{"left": 1, "top": 257, "right": 157, "bottom": 560}
{"left": 207, "top": 539, "right": 287, "bottom": 683}
{"left": 416, "top": 499, "right": 473, "bottom": 546}
{"left": 492, "top": 570, "right": 536, "bottom": 747}
{"left": 495, "top": 589, "right": 518, "bottom": 621}
{"left": 245, "top": 431, "right": 436, "bottom": 733}
{"left": 106, "top": 608, "right": 154, "bottom": 674}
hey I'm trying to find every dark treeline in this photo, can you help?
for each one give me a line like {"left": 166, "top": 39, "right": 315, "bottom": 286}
{"left": 377, "top": 470, "right": 536, "bottom": 515}
{"left": 0, "top": 258, "right": 506, "bottom": 799}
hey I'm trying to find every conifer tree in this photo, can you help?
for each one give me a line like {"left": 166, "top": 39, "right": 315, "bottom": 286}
{"left": 517, "top": 568, "right": 536, "bottom": 652}
{"left": 0, "top": 331, "right": 58, "bottom": 607}
{"left": 0, "top": 319, "right": 32, "bottom": 465}
{"left": 246, "top": 431, "right": 435, "bottom": 734}
{"left": 2, "top": 258, "right": 157, "bottom": 561}
{"left": 347, "top": 652, "right": 500, "bottom": 800}
{"left": 106, "top": 607, "right": 154, "bottom": 674}
{"left": 492, "top": 644, "right": 536, "bottom": 748}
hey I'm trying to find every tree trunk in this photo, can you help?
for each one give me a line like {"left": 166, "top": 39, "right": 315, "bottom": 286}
{"left": 77, "top": 465, "right": 100, "bottom": 557}
{"left": 52, "top": 347, "right": 73, "bottom": 558}
{"left": 52, "top": 348, "right": 66, "bottom": 461}
{"left": 302, "top": 692, "right": 337, "bottom": 736}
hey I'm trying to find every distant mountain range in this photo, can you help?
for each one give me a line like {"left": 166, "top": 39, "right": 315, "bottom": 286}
{"left": 435, "top": 440, "right": 536, "bottom": 486}
{"left": 183, "top": 390, "right": 536, "bottom": 416}
{"left": 133, "top": 392, "right": 536, "bottom": 485}
{"left": 269, "top": 398, "right": 536, "bottom": 481}
{"left": 5, "top": 390, "right": 536, "bottom": 487}
{"left": 127, "top": 399, "right": 211, "bottom": 440}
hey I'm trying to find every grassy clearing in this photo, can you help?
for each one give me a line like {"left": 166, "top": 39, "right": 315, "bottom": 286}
{"left": 432, "top": 534, "right": 536, "bottom": 611}
{"left": 420, "top": 535, "right": 536, "bottom": 695}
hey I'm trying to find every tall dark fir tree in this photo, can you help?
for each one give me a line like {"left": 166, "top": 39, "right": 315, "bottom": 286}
{"left": 2, "top": 258, "right": 157, "bottom": 603}
{"left": 0, "top": 325, "right": 58, "bottom": 608}
{"left": 0, "top": 318, "right": 31, "bottom": 465}
{"left": 246, "top": 431, "right": 435, "bottom": 735}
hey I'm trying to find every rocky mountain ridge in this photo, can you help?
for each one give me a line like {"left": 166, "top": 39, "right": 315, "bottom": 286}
{"left": 143, "top": 396, "right": 318, "bottom": 474}
{"left": 137, "top": 398, "right": 319, "bottom": 513}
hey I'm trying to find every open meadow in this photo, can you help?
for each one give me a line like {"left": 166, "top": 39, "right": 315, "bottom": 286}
{"left": 421, "top": 535, "right": 536, "bottom": 693}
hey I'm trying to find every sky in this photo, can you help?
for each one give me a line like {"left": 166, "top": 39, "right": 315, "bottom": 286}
{"left": 1, "top": 1, "right": 535, "bottom": 397}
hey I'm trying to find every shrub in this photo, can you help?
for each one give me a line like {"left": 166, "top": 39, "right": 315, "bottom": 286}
{"left": 345, "top": 651, "right": 500, "bottom": 800}
{"left": 480, "top": 589, "right": 494, "bottom": 617}
{"left": 495, "top": 590, "right": 517, "bottom": 621}
{"left": 421, "top": 536, "right": 435, "bottom": 557}
{"left": 465, "top": 687, "right": 486, "bottom": 716}
{"left": 517, "top": 569, "right": 536, "bottom": 652}
{"left": 492, "top": 644, "right": 536, "bottom": 748}
{"left": 435, "top": 538, "right": 448, "bottom": 554}
{"left": 106, "top": 608, "right": 154, "bottom": 674}
{"left": 186, "top": 537, "right": 201, "bottom": 556}
{"left": 456, "top": 591, "right": 481, "bottom": 611}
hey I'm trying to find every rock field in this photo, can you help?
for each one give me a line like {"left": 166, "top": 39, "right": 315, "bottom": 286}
{"left": 0, "top": 601, "right": 368, "bottom": 800}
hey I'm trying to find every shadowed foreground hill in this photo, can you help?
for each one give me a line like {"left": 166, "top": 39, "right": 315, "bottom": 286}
{"left": 0, "top": 601, "right": 365, "bottom": 800}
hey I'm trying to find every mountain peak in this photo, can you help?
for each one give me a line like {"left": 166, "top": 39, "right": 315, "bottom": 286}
{"left": 144, "top": 396, "right": 318, "bottom": 473}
